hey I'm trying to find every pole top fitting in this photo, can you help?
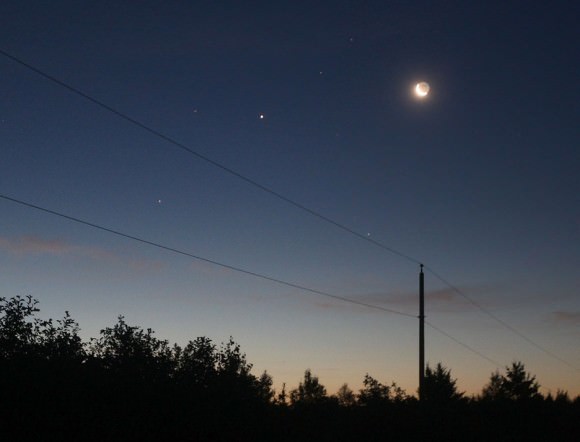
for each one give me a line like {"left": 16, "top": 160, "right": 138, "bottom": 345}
{"left": 420, "top": 263, "right": 424, "bottom": 271}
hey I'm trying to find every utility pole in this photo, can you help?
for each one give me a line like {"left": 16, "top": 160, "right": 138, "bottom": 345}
{"left": 419, "top": 264, "right": 425, "bottom": 401}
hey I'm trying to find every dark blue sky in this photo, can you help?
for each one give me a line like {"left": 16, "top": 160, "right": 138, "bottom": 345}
{"left": 1, "top": 1, "right": 578, "bottom": 395}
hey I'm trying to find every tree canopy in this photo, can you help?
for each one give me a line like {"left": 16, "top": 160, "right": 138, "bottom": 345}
{"left": 422, "top": 363, "right": 464, "bottom": 403}
{"left": 482, "top": 361, "right": 541, "bottom": 401}
{"left": 1, "top": 295, "right": 578, "bottom": 441}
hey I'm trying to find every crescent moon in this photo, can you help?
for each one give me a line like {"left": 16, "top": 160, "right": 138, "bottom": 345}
{"left": 415, "top": 82, "right": 430, "bottom": 97}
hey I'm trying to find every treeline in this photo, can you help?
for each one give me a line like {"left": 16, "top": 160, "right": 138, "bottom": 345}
{"left": 1, "top": 296, "right": 578, "bottom": 441}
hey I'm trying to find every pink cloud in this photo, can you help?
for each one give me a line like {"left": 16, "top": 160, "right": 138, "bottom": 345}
{"left": 340, "top": 285, "right": 498, "bottom": 314}
{"left": 0, "top": 235, "right": 164, "bottom": 272}
{"left": 0, "top": 235, "right": 72, "bottom": 255}
{"left": 552, "top": 311, "right": 580, "bottom": 325}
{"left": 353, "top": 288, "right": 460, "bottom": 308}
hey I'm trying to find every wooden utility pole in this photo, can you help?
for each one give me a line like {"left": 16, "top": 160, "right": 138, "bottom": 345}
{"left": 419, "top": 264, "right": 425, "bottom": 400}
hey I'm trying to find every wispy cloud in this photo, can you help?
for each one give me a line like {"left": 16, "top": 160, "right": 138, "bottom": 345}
{"left": 0, "top": 235, "right": 73, "bottom": 255}
{"left": 552, "top": 311, "right": 580, "bottom": 325}
{"left": 0, "top": 235, "right": 164, "bottom": 272}
{"left": 380, "top": 287, "right": 469, "bottom": 311}
{"left": 314, "top": 284, "right": 499, "bottom": 314}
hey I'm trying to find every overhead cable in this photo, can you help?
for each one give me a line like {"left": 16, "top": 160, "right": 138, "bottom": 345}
{"left": 425, "top": 266, "right": 580, "bottom": 372}
{"left": 0, "top": 48, "right": 421, "bottom": 267}
{"left": 0, "top": 193, "right": 416, "bottom": 319}
{"left": 2, "top": 48, "right": 576, "bottom": 372}
{"left": 1, "top": 193, "right": 508, "bottom": 370}
{"left": 425, "top": 320, "right": 502, "bottom": 367}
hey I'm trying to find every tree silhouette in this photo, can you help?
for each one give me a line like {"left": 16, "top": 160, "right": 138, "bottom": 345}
{"left": 276, "top": 382, "right": 288, "bottom": 406}
{"left": 0, "top": 295, "right": 84, "bottom": 364}
{"left": 1, "top": 296, "right": 90, "bottom": 440}
{"left": 482, "top": 361, "right": 541, "bottom": 401}
{"left": 36, "top": 311, "right": 85, "bottom": 362}
{"left": 336, "top": 383, "right": 356, "bottom": 407}
{"left": 89, "top": 315, "right": 175, "bottom": 381}
{"left": 0, "top": 295, "right": 39, "bottom": 359}
{"left": 175, "top": 336, "right": 218, "bottom": 388}
{"left": 2, "top": 295, "right": 579, "bottom": 441}
{"left": 389, "top": 381, "right": 409, "bottom": 403}
{"left": 290, "top": 369, "right": 327, "bottom": 405}
{"left": 554, "top": 389, "right": 571, "bottom": 404}
{"left": 422, "top": 363, "right": 464, "bottom": 403}
{"left": 481, "top": 369, "right": 504, "bottom": 399}
{"left": 358, "top": 374, "right": 391, "bottom": 407}
{"left": 217, "top": 336, "right": 253, "bottom": 377}
{"left": 255, "top": 370, "right": 275, "bottom": 403}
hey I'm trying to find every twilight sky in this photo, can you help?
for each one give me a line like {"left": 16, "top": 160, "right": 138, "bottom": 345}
{"left": 1, "top": 1, "right": 578, "bottom": 396}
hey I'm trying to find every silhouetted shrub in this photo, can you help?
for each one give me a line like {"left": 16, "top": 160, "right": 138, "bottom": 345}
{"left": 1, "top": 296, "right": 579, "bottom": 441}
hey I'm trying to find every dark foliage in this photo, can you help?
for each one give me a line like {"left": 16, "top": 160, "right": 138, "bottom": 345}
{"left": 1, "top": 296, "right": 578, "bottom": 441}
{"left": 422, "top": 362, "right": 465, "bottom": 404}
{"left": 290, "top": 369, "right": 328, "bottom": 406}
{"left": 481, "top": 361, "right": 541, "bottom": 401}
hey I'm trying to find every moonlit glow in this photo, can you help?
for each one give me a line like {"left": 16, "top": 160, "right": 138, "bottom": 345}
{"left": 415, "top": 82, "right": 430, "bottom": 97}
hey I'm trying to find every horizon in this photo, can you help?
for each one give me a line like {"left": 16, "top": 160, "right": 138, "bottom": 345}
{"left": 1, "top": 1, "right": 578, "bottom": 399}
{"left": 5, "top": 292, "right": 576, "bottom": 399}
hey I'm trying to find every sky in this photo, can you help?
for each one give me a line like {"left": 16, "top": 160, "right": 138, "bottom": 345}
{"left": 1, "top": 1, "right": 578, "bottom": 396}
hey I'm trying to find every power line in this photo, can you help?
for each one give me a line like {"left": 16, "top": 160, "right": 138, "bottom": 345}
{"left": 0, "top": 193, "right": 415, "bottom": 319}
{"left": 1, "top": 49, "right": 576, "bottom": 372}
{"left": 1, "top": 192, "right": 506, "bottom": 370}
{"left": 425, "top": 321, "right": 567, "bottom": 395}
{"left": 424, "top": 266, "right": 580, "bottom": 372}
{"left": 425, "top": 320, "right": 502, "bottom": 368}
{"left": 0, "top": 48, "right": 421, "bottom": 267}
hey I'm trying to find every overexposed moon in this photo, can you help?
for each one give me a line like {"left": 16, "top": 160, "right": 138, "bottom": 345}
{"left": 415, "top": 82, "right": 430, "bottom": 97}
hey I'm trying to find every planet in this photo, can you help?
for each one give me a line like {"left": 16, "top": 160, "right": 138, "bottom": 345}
{"left": 415, "top": 82, "right": 430, "bottom": 97}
